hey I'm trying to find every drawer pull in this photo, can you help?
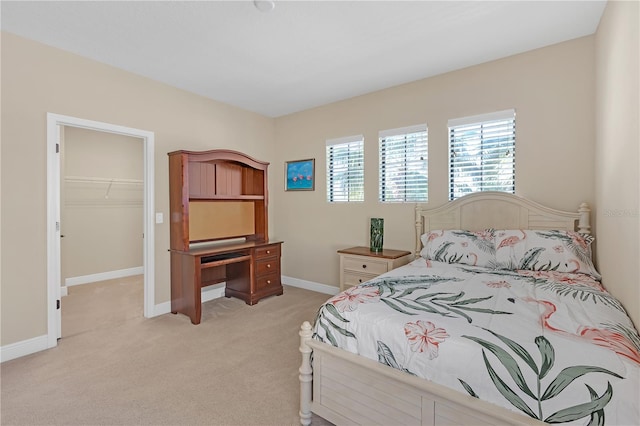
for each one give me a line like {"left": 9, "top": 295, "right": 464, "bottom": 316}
{"left": 358, "top": 279, "right": 363, "bottom": 283}
{"left": 362, "top": 264, "right": 367, "bottom": 269}
{"left": 267, "top": 264, "right": 271, "bottom": 268}
{"left": 267, "top": 280, "right": 271, "bottom": 285}
{"left": 266, "top": 250, "right": 271, "bottom": 254}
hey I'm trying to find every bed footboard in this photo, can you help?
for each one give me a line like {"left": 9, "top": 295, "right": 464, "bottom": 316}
{"left": 298, "top": 321, "right": 543, "bottom": 426}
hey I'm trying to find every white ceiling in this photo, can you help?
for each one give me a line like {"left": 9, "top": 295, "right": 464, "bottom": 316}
{"left": 1, "top": 1, "right": 606, "bottom": 118}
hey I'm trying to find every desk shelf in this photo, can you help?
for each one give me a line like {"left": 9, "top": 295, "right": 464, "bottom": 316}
{"left": 200, "top": 253, "right": 251, "bottom": 268}
{"left": 190, "top": 195, "right": 265, "bottom": 201}
{"left": 168, "top": 149, "right": 270, "bottom": 251}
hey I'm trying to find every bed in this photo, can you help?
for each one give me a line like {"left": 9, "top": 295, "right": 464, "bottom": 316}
{"left": 298, "top": 192, "right": 640, "bottom": 426}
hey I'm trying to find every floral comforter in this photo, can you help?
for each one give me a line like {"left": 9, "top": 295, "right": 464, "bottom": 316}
{"left": 313, "top": 259, "right": 640, "bottom": 425}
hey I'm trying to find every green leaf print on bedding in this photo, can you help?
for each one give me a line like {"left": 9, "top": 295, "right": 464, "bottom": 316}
{"left": 461, "top": 331, "right": 622, "bottom": 423}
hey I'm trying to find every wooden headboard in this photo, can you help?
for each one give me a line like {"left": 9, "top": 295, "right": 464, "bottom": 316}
{"left": 414, "top": 192, "right": 591, "bottom": 257}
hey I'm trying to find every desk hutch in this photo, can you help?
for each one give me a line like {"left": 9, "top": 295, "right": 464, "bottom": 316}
{"left": 168, "top": 149, "right": 283, "bottom": 324}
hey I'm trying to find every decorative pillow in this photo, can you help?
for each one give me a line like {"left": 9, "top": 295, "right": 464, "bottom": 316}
{"left": 494, "top": 229, "right": 600, "bottom": 279}
{"left": 420, "top": 229, "right": 496, "bottom": 268}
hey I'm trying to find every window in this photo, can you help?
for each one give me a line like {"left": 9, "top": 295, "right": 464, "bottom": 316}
{"left": 326, "top": 135, "right": 364, "bottom": 202}
{"left": 378, "top": 125, "right": 428, "bottom": 202}
{"left": 448, "top": 109, "right": 515, "bottom": 200}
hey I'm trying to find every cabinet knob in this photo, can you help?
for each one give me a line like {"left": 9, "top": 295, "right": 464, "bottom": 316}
{"left": 266, "top": 250, "right": 271, "bottom": 254}
{"left": 362, "top": 264, "right": 367, "bottom": 269}
{"left": 267, "top": 264, "right": 271, "bottom": 268}
{"left": 267, "top": 280, "right": 271, "bottom": 285}
{"left": 358, "top": 279, "right": 363, "bottom": 283}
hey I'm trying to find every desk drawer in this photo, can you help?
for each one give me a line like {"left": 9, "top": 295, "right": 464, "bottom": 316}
{"left": 256, "top": 272, "right": 280, "bottom": 291}
{"left": 256, "top": 258, "right": 279, "bottom": 276}
{"left": 343, "top": 256, "right": 388, "bottom": 275}
{"left": 255, "top": 244, "right": 280, "bottom": 259}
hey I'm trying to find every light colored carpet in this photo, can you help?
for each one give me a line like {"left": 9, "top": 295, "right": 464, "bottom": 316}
{"left": 1, "top": 277, "right": 334, "bottom": 426}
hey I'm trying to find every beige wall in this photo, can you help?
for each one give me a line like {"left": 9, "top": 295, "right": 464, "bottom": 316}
{"left": 2, "top": 11, "right": 637, "bottom": 349}
{"left": 0, "top": 32, "right": 276, "bottom": 346}
{"left": 595, "top": 0, "right": 640, "bottom": 328}
{"left": 62, "top": 127, "right": 143, "bottom": 279}
{"left": 274, "top": 37, "right": 596, "bottom": 289}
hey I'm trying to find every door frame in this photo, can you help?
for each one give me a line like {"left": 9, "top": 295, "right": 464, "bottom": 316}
{"left": 46, "top": 113, "right": 155, "bottom": 348}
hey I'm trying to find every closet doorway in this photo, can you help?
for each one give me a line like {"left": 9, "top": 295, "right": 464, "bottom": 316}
{"left": 61, "top": 127, "right": 144, "bottom": 337}
{"left": 46, "top": 114, "right": 155, "bottom": 349}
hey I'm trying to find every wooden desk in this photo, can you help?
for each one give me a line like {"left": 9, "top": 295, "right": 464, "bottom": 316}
{"left": 171, "top": 240, "right": 283, "bottom": 324}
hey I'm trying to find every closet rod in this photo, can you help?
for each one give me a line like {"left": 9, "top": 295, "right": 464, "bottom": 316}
{"left": 64, "top": 176, "right": 143, "bottom": 185}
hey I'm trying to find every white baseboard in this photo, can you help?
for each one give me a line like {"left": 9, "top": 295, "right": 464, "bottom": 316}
{"left": 282, "top": 275, "right": 339, "bottom": 295}
{"left": 152, "top": 300, "right": 172, "bottom": 317}
{"left": 151, "top": 283, "right": 226, "bottom": 317}
{"left": 0, "top": 334, "right": 49, "bottom": 363}
{"left": 65, "top": 266, "right": 143, "bottom": 287}
{"left": 201, "top": 283, "right": 226, "bottom": 302}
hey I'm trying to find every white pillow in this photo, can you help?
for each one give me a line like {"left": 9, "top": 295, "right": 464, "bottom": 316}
{"left": 494, "top": 229, "right": 600, "bottom": 279}
{"left": 420, "top": 229, "right": 496, "bottom": 268}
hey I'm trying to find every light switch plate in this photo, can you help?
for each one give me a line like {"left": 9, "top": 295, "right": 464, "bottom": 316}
{"left": 155, "top": 212, "right": 163, "bottom": 224}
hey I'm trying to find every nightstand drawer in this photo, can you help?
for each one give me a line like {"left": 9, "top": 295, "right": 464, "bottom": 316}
{"left": 343, "top": 256, "right": 388, "bottom": 275}
{"left": 343, "top": 271, "right": 377, "bottom": 288}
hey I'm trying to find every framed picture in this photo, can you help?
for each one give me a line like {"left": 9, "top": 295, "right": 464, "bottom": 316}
{"left": 285, "top": 158, "right": 315, "bottom": 191}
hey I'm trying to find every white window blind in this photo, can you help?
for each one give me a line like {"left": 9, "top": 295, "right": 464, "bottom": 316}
{"left": 326, "top": 135, "right": 364, "bottom": 202}
{"left": 448, "top": 109, "right": 515, "bottom": 200}
{"left": 378, "top": 124, "right": 428, "bottom": 202}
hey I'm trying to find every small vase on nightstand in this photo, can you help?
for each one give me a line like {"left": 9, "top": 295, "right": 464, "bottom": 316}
{"left": 370, "top": 218, "right": 384, "bottom": 252}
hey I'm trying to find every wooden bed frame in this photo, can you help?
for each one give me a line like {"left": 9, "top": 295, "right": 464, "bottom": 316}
{"left": 299, "top": 192, "right": 592, "bottom": 426}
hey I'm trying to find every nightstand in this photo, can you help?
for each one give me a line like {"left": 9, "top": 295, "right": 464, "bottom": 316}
{"left": 337, "top": 246, "right": 413, "bottom": 291}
